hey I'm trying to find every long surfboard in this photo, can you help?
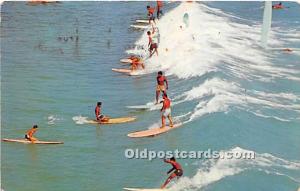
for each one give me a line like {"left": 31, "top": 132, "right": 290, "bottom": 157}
{"left": 85, "top": 117, "right": 136, "bottom": 124}
{"left": 2, "top": 138, "right": 63, "bottom": 144}
{"left": 128, "top": 123, "right": 182, "bottom": 138}
{"left": 130, "top": 25, "right": 149, "bottom": 30}
{"left": 135, "top": 19, "right": 149, "bottom": 24}
{"left": 112, "top": 68, "right": 141, "bottom": 76}
{"left": 126, "top": 102, "right": 163, "bottom": 110}
{"left": 124, "top": 188, "right": 167, "bottom": 191}
{"left": 120, "top": 58, "right": 133, "bottom": 64}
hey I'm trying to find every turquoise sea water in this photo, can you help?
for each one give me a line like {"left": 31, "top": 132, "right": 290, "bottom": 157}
{"left": 1, "top": 1, "right": 300, "bottom": 191}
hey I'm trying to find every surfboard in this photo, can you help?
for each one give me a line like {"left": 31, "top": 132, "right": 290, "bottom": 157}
{"left": 135, "top": 19, "right": 149, "bottom": 24}
{"left": 128, "top": 123, "right": 182, "bottom": 138}
{"left": 2, "top": 138, "right": 63, "bottom": 144}
{"left": 120, "top": 58, "right": 133, "bottom": 64}
{"left": 126, "top": 102, "right": 163, "bottom": 110}
{"left": 124, "top": 188, "right": 167, "bottom": 191}
{"left": 112, "top": 68, "right": 140, "bottom": 76}
{"left": 85, "top": 117, "right": 136, "bottom": 124}
{"left": 130, "top": 25, "right": 149, "bottom": 30}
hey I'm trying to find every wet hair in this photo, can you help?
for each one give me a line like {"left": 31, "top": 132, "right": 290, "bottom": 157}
{"left": 163, "top": 93, "right": 168, "bottom": 98}
{"left": 170, "top": 157, "right": 176, "bottom": 161}
{"left": 33, "top": 125, "right": 38, "bottom": 129}
{"left": 147, "top": 5, "right": 150, "bottom": 9}
{"left": 158, "top": 71, "right": 163, "bottom": 75}
{"left": 147, "top": 31, "right": 151, "bottom": 35}
{"left": 97, "top": 102, "right": 102, "bottom": 106}
{"left": 279, "top": 2, "right": 282, "bottom": 5}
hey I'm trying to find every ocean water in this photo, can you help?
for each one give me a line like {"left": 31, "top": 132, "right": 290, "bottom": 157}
{"left": 1, "top": 1, "right": 300, "bottom": 191}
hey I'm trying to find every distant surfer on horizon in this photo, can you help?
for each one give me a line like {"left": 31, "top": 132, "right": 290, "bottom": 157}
{"left": 147, "top": 30, "right": 158, "bottom": 57}
{"left": 95, "top": 102, "right": 109, "bottom": 122}
{"left": 272, "top": 2, "right": 283, "bottom": 9}
{"left": 25, "top": 125, "right": 39, "bottom": 143}
{"left": 156, "top": 71, "right": 168, "bottom": 104}
{"left": 156, "top": 0, "right": 163, "bottom": 19}
{"left": 161, "top": 157, "right": 183, "bottom": 188}
{"left": 161, "top": 93, "right": 173, "bottom": 128}
{"left": 147, "top": 5, "right": 156, "bottom": 24}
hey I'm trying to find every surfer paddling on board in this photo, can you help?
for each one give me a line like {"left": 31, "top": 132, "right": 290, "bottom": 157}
{"left": 161, "top": 93, "right": 173, "bottom": 128}
{"left": 95, "top": 102, "right": 109, "bottom": 122}
{"left": 147, "top": 5, "right": 156, "bottom": 24}
{"left": 156, "top": 71, "right": 168, "bottom": 104}
{"left": 272, "top": 2, "right": 283, "bottom": 9}
{"left": 25, "top": 125, "right": 39, "bottom": 143}
{"left": 161, "top": 157, "right": 183, "bottom": 188}
{"left": 147, "top": 30, "right": 158, "bottom": 57}
{"left": 156, "top": 0, "right": 163, "bottom": 19}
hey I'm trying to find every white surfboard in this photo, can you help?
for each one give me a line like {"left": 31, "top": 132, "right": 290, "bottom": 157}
{"left": 135, "top": 19, "right": 149, "bottom": 24}
{"left": 130, "top": 25, "right": 149, "bottom": 30}
{"left": 124, "top": 188, "right": 167, "bottom": 191}
{"left": 112, "top": 68, "right": 141, "bottom": 76}
{"left": 126, "top": 102, "right": 163, "bottom": 110}
{"left": 120, "top": 58, "right": 133, "bottom": 64}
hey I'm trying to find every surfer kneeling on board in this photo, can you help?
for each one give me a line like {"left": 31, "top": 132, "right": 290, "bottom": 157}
{"left": 156, "top": 71, "right": 168, "bottom": 104}
{"left": 25, "top": 125, "right": 39, "bottom": 143}
{"left": 147, "top": 31, "right": 158, "bottom": 57}
{"left": 161, "top": 157, "right": 183, "bottom": 188}
{"left": 95, "top": 102, "right": 109, "bottom": 122}
{"left": 131, "top": 57, "right": 145, "bottom": 71}
{"left": 147, "top": 5, "right": 156, "bottom": 24}
{"left": 161, "top": 93, "right": 173, "bottom": 128}
{"left": 272, "top": 2, "right": 283, "bottom": 9}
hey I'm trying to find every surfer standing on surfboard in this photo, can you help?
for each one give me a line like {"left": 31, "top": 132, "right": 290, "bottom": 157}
{"left": 25, "top": 125, "right": 39, "bottom": 142}
{"left": 147, "top": 31, "right": 158, "bottom": 57}
{"left": 147, "top": 5, "right": 156, "bottom": 24}
{"left": 161, "top": 93, "right": 173, "bottom": 128}
{"left": 95, "top": 102, "right": 109, "bottom": 122}
{"left": 161, "top": 157, "right": 183, "bottom": 188}
{"left": 156, "top": 71, "right": 168, "bottom": 104}
{"left": 156, "top": 0, "right": 163, "bottom": 19}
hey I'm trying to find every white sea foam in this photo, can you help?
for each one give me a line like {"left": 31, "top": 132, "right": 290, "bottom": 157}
{"left": 129, "top": 2, "right": 300, "bottom": 123}
{"left": 72, "top": 115, "right": 89, "bottom": 125}
{"left": 47, "top": 115, "right": 63, "bottom": 125}
{"left": 169, "top": 147, "right": 300, "bottom": 191}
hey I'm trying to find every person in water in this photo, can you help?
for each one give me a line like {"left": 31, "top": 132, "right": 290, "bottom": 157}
{"left": 272, "top": 2, "right": 283, "bottom": 9}
{"left": 156, "top": 0, "right": 163, "bottom": 19}
{"left": 147, "top": 31, "right": 158, "bottom": 57}
{"left": 147, "top": 5, "right": 156, "bottom": 24}
{"left": 25, "top": 125, "right": 39, "bottom": 142}
{"left": 156, "top": 71, "right": 168, "bottom": 104}
{"left": 95, "top": 102, "right": 109, "bottom": 122}
{"left": 161, "top": 93, "right": 173, "bottom": 128}
{"left": 161, "top": 157, "right": 183, "bottom": 188}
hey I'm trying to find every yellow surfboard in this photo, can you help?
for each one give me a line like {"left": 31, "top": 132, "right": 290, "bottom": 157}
{"left": 128, "top": 123, "right": 182, "bottom": 138}
{"left": 86, "top": 117, "right": 136, "bottom": 125}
